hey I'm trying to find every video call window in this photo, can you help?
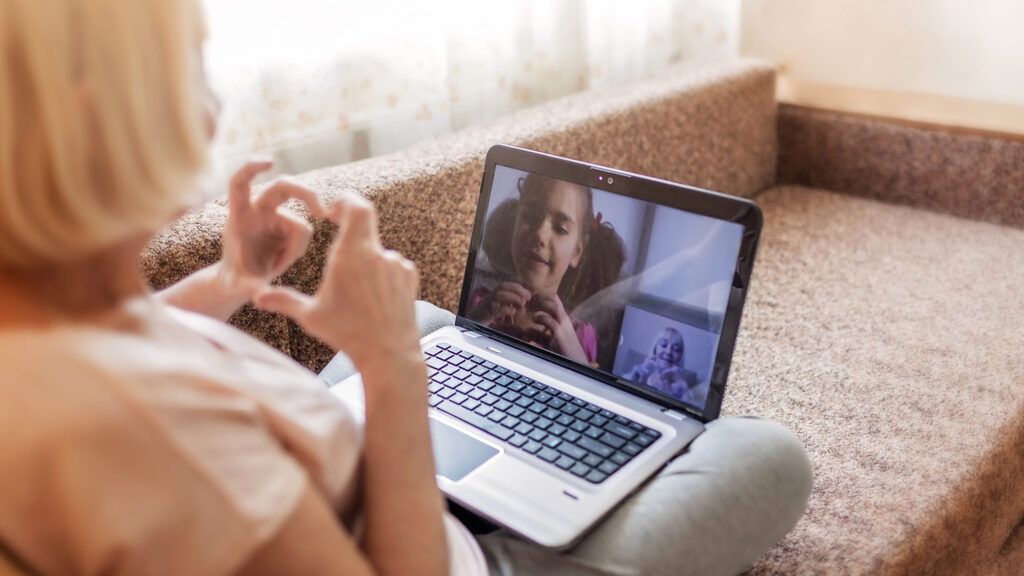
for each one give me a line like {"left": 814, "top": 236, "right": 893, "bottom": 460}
{"left": 465, "top": 165, "right": 744, "bottom": 411}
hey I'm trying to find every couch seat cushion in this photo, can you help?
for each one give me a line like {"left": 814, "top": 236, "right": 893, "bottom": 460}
{"left": 726, "top": 186, "right": 1024, "bottom": 575}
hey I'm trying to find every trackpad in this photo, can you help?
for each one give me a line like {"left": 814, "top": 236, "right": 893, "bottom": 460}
{"left": 430, "top": 417, "right": 500, "bottom": 482}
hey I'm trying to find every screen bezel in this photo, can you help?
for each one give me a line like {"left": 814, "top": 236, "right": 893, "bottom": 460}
{"left": 456, "top": 145, "right": 762, "bottom": 422}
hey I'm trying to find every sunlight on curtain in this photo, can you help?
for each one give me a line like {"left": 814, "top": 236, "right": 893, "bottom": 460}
{"left": 202, "top": 0, "right": 738, "bottom": 175}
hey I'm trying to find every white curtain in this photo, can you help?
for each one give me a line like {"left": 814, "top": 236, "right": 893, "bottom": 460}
{"left": 202, "top": 0, "right": 739, "bottom": 176}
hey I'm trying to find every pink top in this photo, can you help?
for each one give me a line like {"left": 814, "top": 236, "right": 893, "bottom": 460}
{"left": 0, "top": 298, "right": 486, "bottom": 576}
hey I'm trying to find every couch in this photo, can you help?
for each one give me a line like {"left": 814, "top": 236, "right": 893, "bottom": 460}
{"left": 143, "top": 58, "right": 1024, "bottom": 575}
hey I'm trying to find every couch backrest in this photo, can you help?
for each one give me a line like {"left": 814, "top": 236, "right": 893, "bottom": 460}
{"left": 143, "top": 58, "right": 778, "bottom": 370}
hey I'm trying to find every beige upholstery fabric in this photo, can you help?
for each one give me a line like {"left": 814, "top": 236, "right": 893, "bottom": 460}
{"left": 143, "top": 58, "right": 778, "bottom": 371}
{"left": 777, "top": 105, "right": 1024, "bottom": 230}
{"left": 730, "top": 186, "right": 1024, "bottom": 575}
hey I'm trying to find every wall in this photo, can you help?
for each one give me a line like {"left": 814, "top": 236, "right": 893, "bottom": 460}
{"left": 741, "top": 0, "right": 1024, "bottom": 106}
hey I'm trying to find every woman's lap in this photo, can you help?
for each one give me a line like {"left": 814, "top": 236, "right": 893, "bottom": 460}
{"left": 477, "top": 417, "right": 813, "bottom": 576}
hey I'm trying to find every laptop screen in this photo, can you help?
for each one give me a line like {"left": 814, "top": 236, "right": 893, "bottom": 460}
{"left": 462, "top": 163, "right": 745, "bottom": 414}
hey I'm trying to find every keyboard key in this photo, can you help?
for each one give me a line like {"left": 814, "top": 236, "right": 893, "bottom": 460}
{"left": 427, "top": 382, "right": 443, "bottom": 394}
{"left": 585, "top": 470, "right": 608, "bottom": 484}
{"left": 441, "top": 365, "right": 458, "bottom": 375}
{"left": 521, "top": 386, "right": 539, "bottom": 398}
{"left": 481, "top": 394, "right": 499, "bottom": 405}
{"left": 633, "top": 434, "right": 655, "bottom": 448}
{"left": 610, "top": 452, "right": 631, "bottom": 465}
{"left": 450, "top": 393, "right": 468, "bottom": 405}
{"left": 562, "top": 430, "right": 582, "bottom": 443}
{"left": 478, "top": 381, "right": 496, "bottom": 392}
{"left": 500, "top": 416, "right": 520, "bottom": 428}
{"left": 538, "top": 447, "right": 559, "bottom": 462}
{"left": 508, "top": 381, "right": 526, "bottom": 392}
{"left": 468, "top": 389, "right": 485, "bottom": 400}
{"left": 507, "top": 405, "right": 526, "bottom": 418}
{"left": 547, "top": 398, "right": 566, "bottom": 410}
{"left": 458, "top": 350, "right": 472, "bottom": 359}
{"left": 426, "top": 357, "right": 445, "bottom": 370}
{"left": 528, "top": 429, "right": 548, "bottom": 442}
{"left": 438, "top": 388, "right": 455, "bottom": 399}
{"left": 462, "top": 399, "right": 481, "bottom": 411}
{"left": 585, "top": 426, "right": 605, "bottom": 439}
{"left": 469, "top": 355, "right": 485, "bottom": 364}
{"left": 536, "top": 392, "right": 553, "bottom": 403}
{"left": 482, "top": 361, "right": 496, "bottom": 369}
{"left": 428, "top": 395, "right": 442, "bottom": 407}
{"left": 456, "top": 383, "right": 473, "bottom": 394}
{"left": 629, "top": 421, "right": 645, "bottom": 431}
{"left": 494, "top": 366, "right": 509, "bottom": 374}
{"left": 569, "top": 463, "right": 592, "bottom": 478}
{"left": 582, "top": 453, "right": 603, "bottom": 467}
{"left": 542, "top": 408, "right": 561, "bottom": 420}
{"left": 555, "top": 414, "right": 575, "bottom": 427}
{"left": 483, "top": 371, "right": 500, "bottom": 381}
{"left": 599, "top": 432, "right": 627, "bottom": 449}
{"left": 523, "top": 440, "right": 542, "bottom": 454}
{"left": 454, "top": 370, "right": 472, "bottom": 381}
{"left": 494, "top": 400, "right": 513, "bottom": 412}
{"left": 589, "top": 415, "right": 609, "bottom": 427}
{"left": 437, "top": 400, "right": 514, "bottom": 441}
{"left": 514, "top": 396, "right": 533, "bottom": 408}
{"left": 622, "top": 442, "right": 642, "bottom": 456}
{"left": 599, "top": 409, "right": 615, "bottom": 419}
{"left": 542, "top": 436, "right": 562, "bottom": 449}
{"left": 520, "top": 412, "right": 539, "bottom": 424}
{"left": 598, "top": 460, "right": 621, "bottom": 475}
{"left": 555, "top": 456, "right": 575, "bottom": 470}
{"left": 571, "top": 398, "right": 586, "bottom": 407}
{"left": 614, "top": 415, "right": 630, "bottom": 425}
{"left": 501, "top": 389, "right": 520, "bottom": 402}
{"left": 509, "top": 434, "right": 528, "bottom": 447}
{"left": 534, "top": 418, "right": 552, "bottom": 430}
{"left": 642, "top": 428, "right": 661, "bottom": 439}
{"left": 578, "top": 437, "right": 615, "bottom": 459}
{"left": 425, "top": 346, "right": 443, "bottom": 356}
{"left": 471, "top": 365, "right": 488, "bottom": 376}
{"left": 487, "top": 411, "right": 506, "bottom": 423}
{"left": 561, "top": 404, "right": 579, "bottom": 415}
{"left": 514, "top": 422, "right": 533, "bottom": 435}
{"left": 528, "top": 402, "right": 547, "bottom": 414}
{"left": 605, "top": 422, "right": 638, "bottom": 440}
{"left": 474, "top": 405, "right": 493, "bottom": 417}
{"left": 556, "top": 442, "right": 587, "bottom": 460}
{"left": 547, "top": 424, "right": 567, "bottom": 437}
{"left": 570, "top": 420, "right": 589, "bottom": 433}
{"left": 518, "top": 376, "right": 534, "bottom": 385}
{"left": 558, "top": 392, "right": 572, "bottom": 402}
{"left": 496, "top": 375, "right": 514, "bottom": 386}
{"left": 576, "top": 409, "right": 595, "bottom": 422}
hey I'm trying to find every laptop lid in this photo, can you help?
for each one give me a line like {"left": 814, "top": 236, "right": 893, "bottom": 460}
{"left": 456, "top": 145, "right": 761, "bottom": 422}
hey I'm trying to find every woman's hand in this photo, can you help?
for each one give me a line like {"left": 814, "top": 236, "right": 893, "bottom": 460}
{"left": 219, "top": 160, "right": 330, "bottom": 299}
{"left": 530, "top": 294, "right": 589, "bottom": 363}
{"left": 466, "top": 282, "right": 531, "bottom": 325}
{"left": 253, "top": 193, "right": 421, "bottom": 371}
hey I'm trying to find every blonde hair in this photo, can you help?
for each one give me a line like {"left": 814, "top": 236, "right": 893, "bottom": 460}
{"left": 0, "top": 0, "right": 209, "bottom": 269}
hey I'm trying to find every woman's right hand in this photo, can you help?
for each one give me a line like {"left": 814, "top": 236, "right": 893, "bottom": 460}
{"left": 466, "top": 282, "right": 532, "bottom": 324}
{"left": 254, "top": 193, "right": 421, "bottom": 372}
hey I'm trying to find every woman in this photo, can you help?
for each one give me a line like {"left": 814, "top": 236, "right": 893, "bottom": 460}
{"left": 0, "top": 1, "right": 811, "bottom": 575}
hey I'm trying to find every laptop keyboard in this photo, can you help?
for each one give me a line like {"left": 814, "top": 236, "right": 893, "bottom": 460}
{"left": 424, "top": 343, "right": 661, "bottom": 484}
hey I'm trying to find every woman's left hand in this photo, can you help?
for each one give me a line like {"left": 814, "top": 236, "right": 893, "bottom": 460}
{"left": 530, "top": 294, "right": 589, "bottom": 363}
{"left": 219, "top": 160, "right": 330, "bottom": 298}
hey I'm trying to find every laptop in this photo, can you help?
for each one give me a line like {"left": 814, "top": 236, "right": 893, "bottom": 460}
{"left": 331, "top": 144, "right": 762, "bottom": 549}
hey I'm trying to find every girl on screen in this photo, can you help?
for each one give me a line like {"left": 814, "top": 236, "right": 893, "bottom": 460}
{"left": 625, "top": 327, "right": 699, "bottom": 400}
{"left": 467, "top": 173, "right": 625, "bottom": 366}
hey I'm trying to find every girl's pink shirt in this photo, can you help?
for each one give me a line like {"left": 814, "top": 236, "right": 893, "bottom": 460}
{"left": 0, "top": 297, "right": 486, "bottom": 576}
{"left": 469, "top": 287, "right": 598, "bottom": 365}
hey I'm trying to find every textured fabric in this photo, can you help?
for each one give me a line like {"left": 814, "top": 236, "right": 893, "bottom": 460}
{"left": 478, "top": 418, "right": 812, "bottom": 576}
{"left": 727, "top": 186, "right": 1024, "bottom": 575}
{"left": 141, "top": 58, "right": 778, "bottom": 373}
{"left": 777, "top": 104, "right": 1024, "bottom": 229}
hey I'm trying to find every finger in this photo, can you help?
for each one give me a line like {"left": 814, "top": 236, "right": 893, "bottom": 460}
{"left": 532, "top": 311, "right": 559, "bottom": 332}
{"left": 501, "top": 282, "right": 533, "bottom": 301}
{"left": 253, "top": 286, "right": 315, "bottom": 321}
{"left": 336, "top": 194, "right": 380, "bottom": 251}
{"left": 493, "top": 288, "right": 527, "bottom": 308}
{"left": 229, "top": 159, "right": 274, "bottom": 215}
{"left": 254, "top": 177, "right": 329, "bottom": 219}
{"left": 272, "top": 215, "right": 314, "bottom": 273}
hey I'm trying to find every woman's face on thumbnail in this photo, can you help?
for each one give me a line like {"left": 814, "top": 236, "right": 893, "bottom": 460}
{"left": 654, "top": 336, "right": 683, "bottom": 368}
{"left": 511, "top": 181, "right": 585, "bottom": 296}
